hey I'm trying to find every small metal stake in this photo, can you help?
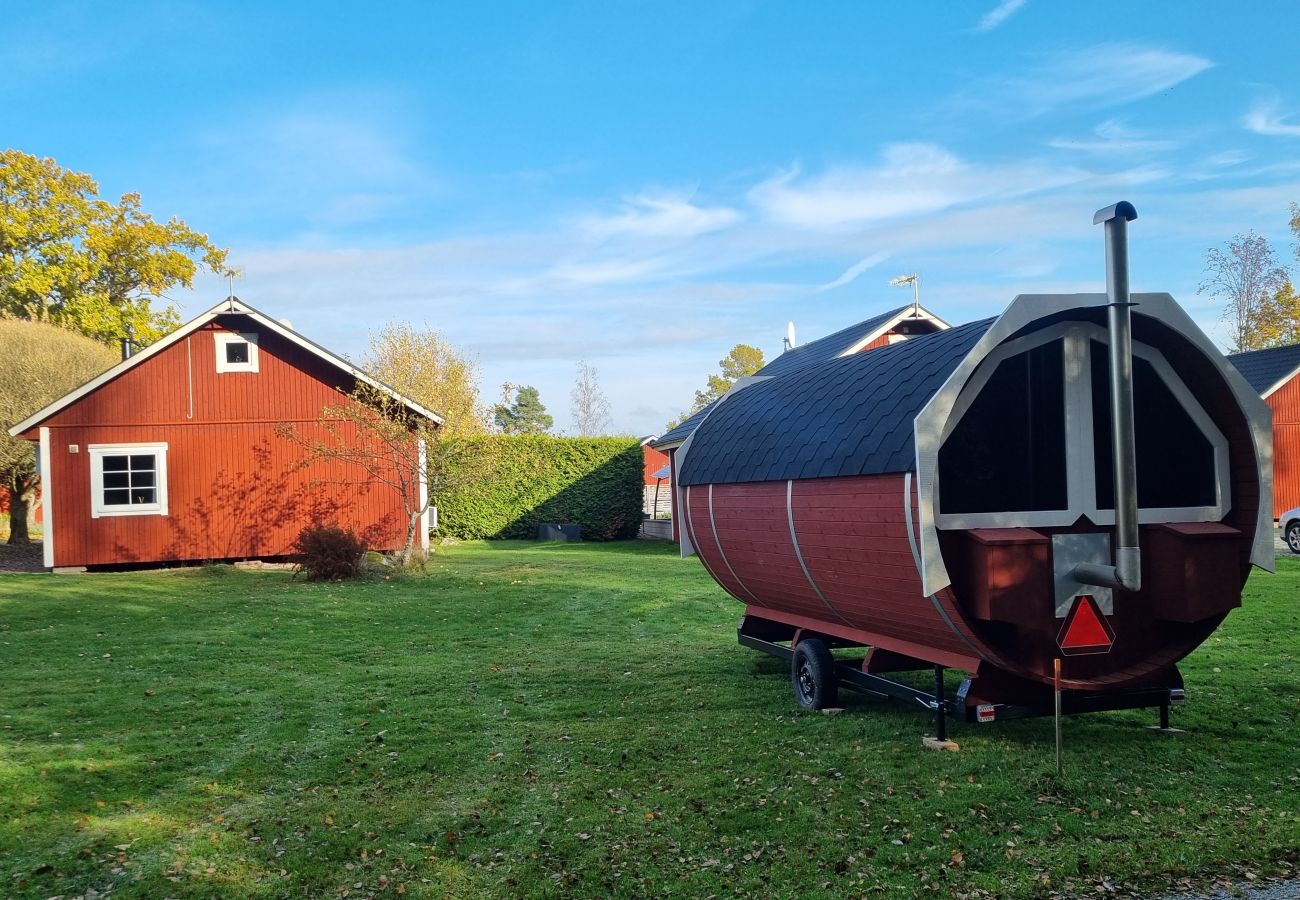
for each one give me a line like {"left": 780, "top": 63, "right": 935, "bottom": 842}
{"left": 1054, "top": 658, "right": 1063, "bottom": 776}
{"left": 934, "top": 665, "right": 947, "bottom": 743}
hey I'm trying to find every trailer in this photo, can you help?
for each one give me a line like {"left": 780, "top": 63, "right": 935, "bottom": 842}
{"left": 674, "top": 203, "right": 1274, "bottom": 734}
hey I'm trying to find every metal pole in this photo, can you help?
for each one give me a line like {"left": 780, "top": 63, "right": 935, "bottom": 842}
{"left": 1075, "top": 201, "right": 1142, "bottom": 591}
{"left": 1054, "top": 657, "right": 1063, "bottom": 776}
{"left": 933, "top": 665, "right": 946, "bottom": 743}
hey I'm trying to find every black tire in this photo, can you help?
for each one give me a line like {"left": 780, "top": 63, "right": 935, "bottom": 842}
{"left": 1287, "top": 522, "right": 1300, "bottom": 555}
{"left": 791, "top": 638, "right": 838, "bottom": 710}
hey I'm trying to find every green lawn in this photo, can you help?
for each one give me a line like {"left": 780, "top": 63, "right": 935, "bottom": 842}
{"left": 1, "top": 542, "right": 1297, "bottom": 899}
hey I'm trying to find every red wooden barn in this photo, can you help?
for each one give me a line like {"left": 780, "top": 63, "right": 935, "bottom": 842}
{"left": 652, "top": 303, "right": 949, "bottom": 542}
{"left": 1227, "top": 342, "right": 1300, "bottom": 517}
{"left": 8, "top": 298, "right": 441, "bottom": 570}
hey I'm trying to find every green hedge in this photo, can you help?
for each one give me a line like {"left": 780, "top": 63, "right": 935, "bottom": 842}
{"left": 436, "top": 435, "right": 643, "bottom": 541}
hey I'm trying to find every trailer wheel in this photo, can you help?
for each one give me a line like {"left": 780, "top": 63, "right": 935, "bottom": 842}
{"left": 791, "top": 638, "right": 838, "bottom": 710}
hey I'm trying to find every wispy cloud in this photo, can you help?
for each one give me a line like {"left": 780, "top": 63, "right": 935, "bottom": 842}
{"left": 975, "top": 0, "right": 1027, "bottom": 33}
{"left": 748, "top": 144, "right": 1086, "bottom": 229}
{"left": 580, "top": 191, "right": 741, "bottom": 238}
{"left": 955, "top": 43, "right": 1212, "bottom": 118}
{"left": 816, "top": 251, "right": 892, "bottom": 292}
{"left": 1243, "top": 97, "right": 1300, "bottom": 137}
{"left": 1047, "top": 119, "right": 1177, "bottom": 154}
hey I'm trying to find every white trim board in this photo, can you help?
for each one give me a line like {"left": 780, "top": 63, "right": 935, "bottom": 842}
{"left": 9, "top": 297, "right": 443, "bottom": 437}
{"left": 837, "top": 304, "right": 952, "bottom": 357}
{"left": 39, "top": 427, "right": 53, "bottom": 569}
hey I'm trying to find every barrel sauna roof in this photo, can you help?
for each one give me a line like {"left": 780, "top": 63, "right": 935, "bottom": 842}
{"left": 1227, "top": 342, "right": 1300, "bottom": 396}
{"left": 678, "top": 316, "right": 995, "bottom": 486}
{"left": 654, "top": 400, "right": 718, "bottom": 448}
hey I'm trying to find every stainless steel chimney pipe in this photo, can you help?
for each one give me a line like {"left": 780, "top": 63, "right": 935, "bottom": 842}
{"left": 1074, "top": 201, "right": 1142, "bottom": 592}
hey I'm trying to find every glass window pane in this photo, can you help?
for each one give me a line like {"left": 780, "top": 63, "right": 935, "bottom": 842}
{"left": 102, "top": 455, "right": 129, "bottom": 471}
{"left": 103, "top": 472, "right": 130, "bottom": 489}
{"left": 130, "top": 488, "right": 156, "bottom": 504}
{"left": 129, "top": 454, "right": 155, "bottom": 470}
{"left": 1091, "top": 343, "right": 1216, "bottom": 509}
{"left": 225, "top": 341, "right": 249, "bottom": 364}
{"left": 940, "top": 341, "right": 1068, "bottom": 515}
{"left": 132, "top": 471, "right": 155, "bottom": 488}
{"left": 103, "top": 488, "right": 130, "bottom": 506}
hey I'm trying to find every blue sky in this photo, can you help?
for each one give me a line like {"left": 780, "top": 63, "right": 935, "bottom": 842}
{"left": 6, "top": 1, "right": 1300, "bottom": 434}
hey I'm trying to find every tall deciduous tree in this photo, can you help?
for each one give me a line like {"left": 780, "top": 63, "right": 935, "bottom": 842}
{"left": 493, "top": 385, "right": 553, "bottom": 434}
{"left": 0, "top": 319, "right": 117, "bottom": 544}
{"left": 1198, "top": 231, "right": 1292, "bottom": 352}
{"left": 666, "top": 343, "right": 765, "bottom": 430}
{"left": 0, "top": 150, "right": 227, "bottom": 346}
{"left": 362, "top": 323, "right": 487, "bottom": 438}
{"left": 571, "top": 360, "right": 612, "bottom": 436}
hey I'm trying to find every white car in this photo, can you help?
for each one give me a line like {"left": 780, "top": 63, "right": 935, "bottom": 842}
{"left": 1283, "top": 506, "right": 1300, "bottom": 555}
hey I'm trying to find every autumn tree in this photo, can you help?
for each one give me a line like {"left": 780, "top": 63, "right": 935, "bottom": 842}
{"left": 667, "top": 343, "right": 765, "bottom": 430}
{"left": 1199, "top": 231, "right": 1293, "bottom": 352}
{"left": 0, "top": 150, "right": 227, "bottom": 346}
{"left": 0, "top": 319, "right": 116, "bottom": 544}
{"left": 571, "top": 360, "right": 612, "bottom": 436}
{"left": 493, "top": 384, "right": 553, "bottom": 434}
{"left": 362, "top": 323, "right": 487, "bottom": 437}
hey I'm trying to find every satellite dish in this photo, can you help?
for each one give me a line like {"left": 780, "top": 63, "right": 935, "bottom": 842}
{"left": 784, "top": 321, "right": 797, "bottom": 352}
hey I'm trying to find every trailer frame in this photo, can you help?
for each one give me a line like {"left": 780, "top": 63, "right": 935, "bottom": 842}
{"left": 738, "top": 614, "right": 1185, "bottom": 739}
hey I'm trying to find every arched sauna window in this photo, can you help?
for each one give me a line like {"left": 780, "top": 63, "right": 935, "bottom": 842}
{"left": 936, "top": 322, "right": 1229, "bottom": 530}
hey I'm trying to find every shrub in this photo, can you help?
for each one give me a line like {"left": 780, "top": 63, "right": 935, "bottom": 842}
{"left": 436, "top": 436, "right": 643, "bottom": 541}
{"left": 293, "top": 522, "right": 368, "bottom": 580}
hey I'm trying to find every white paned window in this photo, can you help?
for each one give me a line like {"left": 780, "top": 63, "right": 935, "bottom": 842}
{"left": 89, "top": 443, "right": 169, "bottom": 517}
{"left": 214, "top": 331, "right": 259, "bottom": 373}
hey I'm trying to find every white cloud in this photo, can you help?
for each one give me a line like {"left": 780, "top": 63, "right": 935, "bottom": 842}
{"left": 976, "top": 0, "right": 1027, "bottom": 33}
{"left": 748, "top": 144, "right": 1087, "bottom": 229}
{"left": 1243, "top": 98, "right": 1300, "bottom": 137}
{"left": 816, "top": 251, "right": 892, "bottom": 293}
{"left": 956, "top": 43, "right": 1212, "bottom": 118}
{"left": 581, "top": 191, "right": 741, "bottom": 238}
{"left": 1047, "top": 119, "right": 1177, "bottom": 154}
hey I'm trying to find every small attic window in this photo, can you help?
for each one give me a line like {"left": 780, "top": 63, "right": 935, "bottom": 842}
{"left": 215, "top": 332, "right": 259, "bottom": 373}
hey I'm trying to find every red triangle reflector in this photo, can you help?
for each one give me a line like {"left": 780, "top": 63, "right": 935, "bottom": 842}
{"left": 1057, "top": 595, "right": 1115, "bottom": 656}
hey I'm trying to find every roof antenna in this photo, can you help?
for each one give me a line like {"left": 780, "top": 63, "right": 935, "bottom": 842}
{"left": 783, "top": 321, "right": 797, "bottom": 352}
{"left": 889, "top": 273, "right": 920, "bottom": 315}
{"left": 224, "top": 267, "right": 242, "bottom": 310}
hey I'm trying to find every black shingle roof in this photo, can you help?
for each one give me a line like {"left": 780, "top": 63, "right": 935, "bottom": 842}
{"left": 753, "top": 305, "right": 911, "bottom": 378}
{"left": 652, "top": 402, "right": 717, "bottom": 447}
{"left": 677, "top": 318, "right": 995, "bottom": 486}
{"left": 1226, "top": 343, "right": 1300, "bottom": 396}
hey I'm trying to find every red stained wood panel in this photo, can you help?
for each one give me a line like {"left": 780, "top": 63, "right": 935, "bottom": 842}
{"left": 1267, "top": 375, "right": 1300, "bottom": 515}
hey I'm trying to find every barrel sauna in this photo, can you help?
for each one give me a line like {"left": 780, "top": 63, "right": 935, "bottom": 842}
{"left": 675, "top": 288, "right": 1273, "bottom": 716}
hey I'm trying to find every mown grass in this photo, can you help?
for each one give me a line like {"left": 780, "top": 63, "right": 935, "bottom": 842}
{"left": 0, "top": 541, "right": 1297, "bottom": 898}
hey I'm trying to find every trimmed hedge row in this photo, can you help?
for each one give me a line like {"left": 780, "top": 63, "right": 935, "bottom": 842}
{"left": 436, "top": 435, "right": 643, "bottom": 541}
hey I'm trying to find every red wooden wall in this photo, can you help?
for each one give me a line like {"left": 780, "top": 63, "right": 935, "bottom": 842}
{"left": 1268, "top": 374, "right": 1300, "bottom": 516}
{"left": 642, "top": 444, "right": 670, "bottom": 485}
{"left": 26, "top": 316, "right": 411, "bottom": 567}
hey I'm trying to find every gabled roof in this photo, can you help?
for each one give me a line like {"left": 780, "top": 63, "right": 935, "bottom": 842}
{"left": 1226, "top": 342, "right": 1300, "bottom": 397}
{"left": 677, "top": 318, "right": 994, "bottom": 486}
{"left": 754, "top": 303, "right": 949, "bottom": 378}
{"left": 9, "top": 297, "right": 443, "bottom": 437}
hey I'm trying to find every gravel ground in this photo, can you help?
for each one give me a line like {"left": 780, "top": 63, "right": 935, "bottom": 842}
{"left": 0, "top": 540, "right": 44, "bottom": 573}
{"left": 1162, "top": 879, "right": 1300, "bottom": 899}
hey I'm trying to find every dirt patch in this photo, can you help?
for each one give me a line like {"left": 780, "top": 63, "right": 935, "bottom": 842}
{"left": 0, "top": 541, "right": 45, "bottom": 573}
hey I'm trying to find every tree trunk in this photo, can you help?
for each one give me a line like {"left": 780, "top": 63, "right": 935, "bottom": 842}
{"left": 7, "top": 473, "right": 30, "bottom": 545}
{"left": 399, "top": 509, "right": 422, "bottom": 568}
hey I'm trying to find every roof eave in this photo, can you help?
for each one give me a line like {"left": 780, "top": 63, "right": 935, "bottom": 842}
{"left": 8, "top": 298, "right": 443, "bottom": 436}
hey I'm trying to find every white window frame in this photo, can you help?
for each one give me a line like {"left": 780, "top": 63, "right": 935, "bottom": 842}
{"left": 934, "top": 321, "right": 1230, "bottom": 530}
{"left": 214, "top": 331, "right": 259, "bottom": 373}
{"left": 89, "top": 442, "right": 169, "bottom": 518}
